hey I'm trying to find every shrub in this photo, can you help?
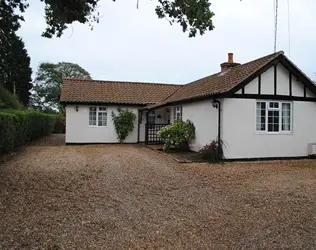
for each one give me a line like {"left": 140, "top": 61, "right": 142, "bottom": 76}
{"left": 199, "top": 139, "right": 225, "bottom": 162}
{"left": 157, "top": 120, "right": 195, "bottom": 151}
{"left": 112, "top": 109, "right": 137, "bottom": 143}
{"left": 0, "top": 87, "right": 23, "bottom": 109}
{"left": 0, "top": 109, "right": 56, "bottom": 154}
{"left": 53, "top": 114, "right": 66, "bottom": 134}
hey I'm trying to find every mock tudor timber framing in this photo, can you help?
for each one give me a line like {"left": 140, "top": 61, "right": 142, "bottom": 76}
{"left": 229, "top": 54, "right": 316, "bottom": 102}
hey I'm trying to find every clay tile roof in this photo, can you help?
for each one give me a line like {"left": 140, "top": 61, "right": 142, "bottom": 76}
{"left": 60, "top": 79, "right": 182, "bottom": 105}
{"left": 60, "top": 51, "right": 284, "bottom": 107}
{"left": 162, "top": 51, "right": 284, "bottom": 104}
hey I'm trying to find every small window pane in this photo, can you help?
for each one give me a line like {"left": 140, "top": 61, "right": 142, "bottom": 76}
{"left": 282, "top": 103, "right": 291, "bottom": 131}
{"left": 89, "top": 107, "right": 97, "bottom": 126}
{"left": 99, "top": 107, "right": 107, "bottom": 111}
{"left": 148, "top": 111, "right": 155, "bottom": 124}
{"left": 175, "top": 106, "right": 182, "bottom": 121}
{"left": 256, "top": 102, "right": 266, "bottom": 131}
{"left": 268, "top": 110, "right": 279, "bottom": 132}
{"left": 269, "top": 102, "right": 279, "bottom": 109}
{"left": 98, "top": 112, "right": 107, "bottom": 126}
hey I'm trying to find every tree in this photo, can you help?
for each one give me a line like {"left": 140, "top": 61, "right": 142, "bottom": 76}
{"left": 3, "top": 0, "right": 215, "bottom": 38}
{"left": 30, "top": 62, "right": 92, "bottom": 112}
{"left": 0, "top": 2, "right": 32, "bottom": 106}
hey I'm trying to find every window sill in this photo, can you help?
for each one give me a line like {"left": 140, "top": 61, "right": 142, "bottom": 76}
{"left": 254, "top": 132, "right": 293, "bottom": 135}
{"left": 88, "top": 125, "right": 108, "bottom": 128}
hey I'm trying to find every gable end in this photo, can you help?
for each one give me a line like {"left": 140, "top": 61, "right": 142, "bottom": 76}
{"left": 228, "top": 54, "right": 316, "bottom": 101}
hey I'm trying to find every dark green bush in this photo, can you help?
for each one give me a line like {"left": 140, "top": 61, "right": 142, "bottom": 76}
{"left": 199, "top": 139, "right": 225, "bottom": 162}
{"left": 53, "top": 114, "right": 66, "bottom": 134}
{"left": 0, "top": 109, "right": 56, "bottom": 154}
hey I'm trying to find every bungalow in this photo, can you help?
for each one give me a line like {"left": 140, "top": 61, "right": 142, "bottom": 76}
{"left": 60, "top": 51, "right": 316, "bottom": 160}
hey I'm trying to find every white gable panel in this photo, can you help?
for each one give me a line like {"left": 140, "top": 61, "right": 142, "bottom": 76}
{"left": 306, "top": 88, "right": 315, "bottom": 98}
{"left": 244, "top": 78, "right": 258, "bottom": 94}
{"left": 277, "top": 64, "right": 289, "bottom": 95}
{"left": 260, "top": 67, "right": 274, "bottom": 94}
{"left": 235, "top": 89, "right": 242, "bottom": 94}
{"left": 292, "top": 78, "right": 304, "bottom": 97}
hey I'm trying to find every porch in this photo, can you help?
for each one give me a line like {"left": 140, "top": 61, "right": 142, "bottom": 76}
{"left": 139, "top": 106, "right": 173, "bottom": 145}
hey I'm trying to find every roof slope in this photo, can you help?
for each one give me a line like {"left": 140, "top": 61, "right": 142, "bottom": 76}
{"left": 60, "top": 79, "right": 182, "bottom": 105}
{"left": 60, "top": 51, "right": 285, "bottom": 106}
{"left": 162, "top": 51, "right": 283, "bottom": 103}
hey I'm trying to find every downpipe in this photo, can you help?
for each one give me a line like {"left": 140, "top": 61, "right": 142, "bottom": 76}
{"left": 212, "top": 99, "right": 222, "bottom": 159}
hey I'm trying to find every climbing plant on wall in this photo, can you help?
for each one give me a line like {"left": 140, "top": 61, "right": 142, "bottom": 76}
{"left": 111, "top": 109, "right": 137, "bottom": 143}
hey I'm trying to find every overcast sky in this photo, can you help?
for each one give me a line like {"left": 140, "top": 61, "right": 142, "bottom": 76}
{"left": 17, "top": 0, "right": 316, "bottom": 84}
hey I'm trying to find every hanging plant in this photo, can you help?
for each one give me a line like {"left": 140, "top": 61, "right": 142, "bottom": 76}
{"left": 111, "top": 109, "right": 137, "bottom": 143}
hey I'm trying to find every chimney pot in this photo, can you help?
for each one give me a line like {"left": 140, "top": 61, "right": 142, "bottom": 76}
{"left": 228, "top": 53, "right": 233, "bottom": 63}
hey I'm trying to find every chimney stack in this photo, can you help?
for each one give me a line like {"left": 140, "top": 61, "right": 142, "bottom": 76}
{"left": 220, "top": 53, "right": 240, "bottom": 72}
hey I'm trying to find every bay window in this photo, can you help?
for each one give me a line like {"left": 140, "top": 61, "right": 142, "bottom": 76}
{"left": 256, "top": 101, "right": 292, "bottom": 133}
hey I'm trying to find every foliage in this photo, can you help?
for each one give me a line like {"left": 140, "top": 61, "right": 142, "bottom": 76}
{"left": 199, "top": 139, "right": 225, "bottom": 162}
{"left": 0, "top": 1, "right": 27, "bottom": 34}
{"left": 30, "top": 62, "right": 92, "bottom": 112}
{"left": 0, "top": 27, "right": 32, "bottom": 105}
{"left": 2, "top": 0, "right": 215, "bottom": 38}
{"left": 53, "top": 114, "right": 66, "bottom": 134}
{"left": 156, "top": 0, "right": 215, "bottom": 37}
{"left": 157, "top": 119, "right": 195, "bottom": 151}
{"left": 0, "top": 86, "right": 23, "bottom": 109}
{"left": 111, "top": 109, "right": 137, "bottom": 143}
{"left": 0, "top": 109, "right": 56, "bottom": 154}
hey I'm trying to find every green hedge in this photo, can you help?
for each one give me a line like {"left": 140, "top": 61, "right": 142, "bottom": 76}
{"left": 0, "top": 109, "right": 56, "bottom": 153}
{"left": 53, "top": 114, "right": 66, "bottom": 134}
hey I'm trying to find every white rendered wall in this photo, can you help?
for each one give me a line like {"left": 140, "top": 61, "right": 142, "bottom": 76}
{"left": 181, "top": 100, "right": 219, "bottom": 152}
{"left": 221, "top": 98, "right": 316, "bottom": 159}
{"left": 65, "top": 105, "right": 140, "bottom": 143}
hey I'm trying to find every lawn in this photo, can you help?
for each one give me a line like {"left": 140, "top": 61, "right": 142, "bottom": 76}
{"left": 0, "top": 144, "right": 315, "bottom": 249}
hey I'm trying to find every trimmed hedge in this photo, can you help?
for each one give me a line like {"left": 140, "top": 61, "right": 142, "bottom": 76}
{"left": 0, "top": 109, "right": 56, "bottom": 153}
{"left": 53, "top": 114, "right": 66, "bottom": 134}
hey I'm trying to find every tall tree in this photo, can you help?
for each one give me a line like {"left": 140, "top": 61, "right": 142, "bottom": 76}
{"left": 30, "top": 62, "right": 92, "bottom": 112}
{"left": 3, "top": 0, "right": 215, "bottom": 38}
{"left": 0, "top": 1, "right": 32, "bottom": 105}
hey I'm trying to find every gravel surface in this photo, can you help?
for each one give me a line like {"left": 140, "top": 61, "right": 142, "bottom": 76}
{"left": 0, "top": 144, "right": 315, "bottom": 249}
{"left": 29, "top": 134, "right": 65, "bottom": 146}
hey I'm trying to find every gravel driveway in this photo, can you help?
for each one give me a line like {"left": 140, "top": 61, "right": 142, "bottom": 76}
{"left": 0, "top": 145, "right": 315, "bottom": 249}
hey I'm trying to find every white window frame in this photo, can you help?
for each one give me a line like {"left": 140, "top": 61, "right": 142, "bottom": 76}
{"left": 255, "top": 100, "right": 292, "bottom": 134}
{"left": 89, "top": 106, "right": 108, "bottom": 127}
{"left": 173, "top": 106, "right": 182, "bottom": 121}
